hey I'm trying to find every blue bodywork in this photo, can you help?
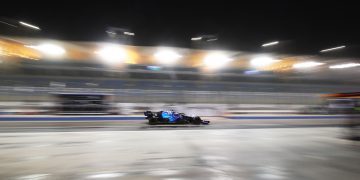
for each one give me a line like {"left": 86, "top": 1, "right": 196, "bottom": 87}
{"left": 144, "top": 110, "right": 209, "bottom": 125}
{"left": 161, "top": 111, "right": 180, "bottom": 122}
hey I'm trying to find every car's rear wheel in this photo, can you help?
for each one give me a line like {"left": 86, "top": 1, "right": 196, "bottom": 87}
{"left": 192, "top": 116, "right": 202, "bottom": 125}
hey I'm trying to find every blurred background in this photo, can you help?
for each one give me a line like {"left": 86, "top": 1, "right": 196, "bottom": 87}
{"left": 1, "top": 1, "right": 360, "bottom": 180}
{"left": 0, "top": 1, "right": 359, "bottom": 117}
{"left": 0, "top": 22, "right": 359, "bottom": 115}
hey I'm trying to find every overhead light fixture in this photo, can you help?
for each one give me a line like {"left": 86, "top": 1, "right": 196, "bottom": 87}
{"left": 0, "top": 20, "right": 17, "bottom": 28}
{"left": 123, "top": 31, "right": 135, "bottom": 36}
{"left": 191, "top": 37, "right": 202, "bottom": 41}
{"left": 19, "top": 21, "right": 41, "bottom": 30}
{"left": 106, "top": 31, "right": 116, "bottom": 35}
{"left": 320, "top": 45, "right": 345, "bottom": 53}
{"left": 293, "top": 61, "right": 324, "bottom": 69}
{"left": 261, "top": 41, "right": 279, "bottom": 47}
{"left": 206, "top": 38, "right": 218, "bottom": 42}
{"left": 329, "top": 63, "right": 360, "bottom": 69}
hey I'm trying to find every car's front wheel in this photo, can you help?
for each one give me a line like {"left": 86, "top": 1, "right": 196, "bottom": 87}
{"left": 149, "top": 118, "right": 158, "bottom": 125}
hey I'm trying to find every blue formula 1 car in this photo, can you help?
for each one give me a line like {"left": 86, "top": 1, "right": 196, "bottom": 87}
{"left": 144, "top": 110, "right": 210, "bottom": 125}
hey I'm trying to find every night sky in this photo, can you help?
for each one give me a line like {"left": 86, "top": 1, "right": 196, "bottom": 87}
{"left": 2, "top": 0, "right": 360, "bottom": 56}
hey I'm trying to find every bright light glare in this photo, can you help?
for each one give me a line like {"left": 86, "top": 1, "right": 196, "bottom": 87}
{"left": 329, "top": 63, "right": 360, "bottom": 69}
{"left": 19, "top": 21, "right": 41, "bottom": 30}
{"left": 87, "top": 173, "right": 124, "bottom": 179}
{"left": 95, "top": 45, "right": 127, "bottom": 65}
{"left": 262, "top": 41, "right": 279, "bottom": 47}
{"left": 293, "top": 61, "right": 324, "bottom": 69}
{"left": 250, "top": 56, "right": 279, "bottom": 67}
{"left": 206, "top": 38, "right": 218, "bottom": 42}
{"left": 203, "top": 53, "right": 232, "bottom": 69}
{"left": 320, "top": 46, "right": 346, "bottom": 53}
{"left": 191, "top": 37, "right": 202, "bottom": 41}
{"left": 124, "top": 32, "right": 135, "bottom": 36}
{"left": 106, "top": 31, "right": 116, "bottom": 35}
{"left": 26, "top": 44, "right": 65, "bottom": 57}
{"left": 154, "top": 50, "right": 182, "bottom": 65}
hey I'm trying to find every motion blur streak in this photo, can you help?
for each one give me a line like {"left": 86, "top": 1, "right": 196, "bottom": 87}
{"left": 293, "top": 61, "right": 324, "bottom": 69}
{"left": 250, "top": 56, "right": 280, "bottom": 67}
{"left": 0, "top": 128, "right": 359, "bottom": 179}
{"left": 203, "top": 53, "right": 232, "bottom": 69}
{"left": 95, "top": 45, "right": 127, "bottom": 65}
{"left": 320, "top": 45, "right": 346, "bottom": 53}
{"left": 0, "top": 2, "right": 360, "bottom": 178}
{"left": 19, "top": 21, "right": 41, "bottom": 30}
{"left": 26, "top": 44, "right": 65, "bottom": 57}
{"left": 329, "top": 63, "right": 360, "bottom": 69}
{"left": 154, "top": 49, "right": 182, "bottom": 65}
{"left": 261, "top": 41, "right": 279, "bottom": 47}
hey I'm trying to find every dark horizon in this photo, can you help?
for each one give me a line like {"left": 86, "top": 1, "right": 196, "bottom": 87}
{"left": 1, "top": 1, "right": 360, "bottom": 56}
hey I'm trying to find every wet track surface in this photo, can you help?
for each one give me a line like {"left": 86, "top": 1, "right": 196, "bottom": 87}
{"left": 0, "top": 127, "right": 359, "bottom": 179}
{"left": 0, "top": 116, "right": 359, "bottom": 179}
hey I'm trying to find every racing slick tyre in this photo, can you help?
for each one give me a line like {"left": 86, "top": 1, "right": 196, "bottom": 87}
{"left": 192, "top": 116, "right": 202, "bottom": 125}
{"left": 148, "top": 118, "right": 158, "bottom": 125}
